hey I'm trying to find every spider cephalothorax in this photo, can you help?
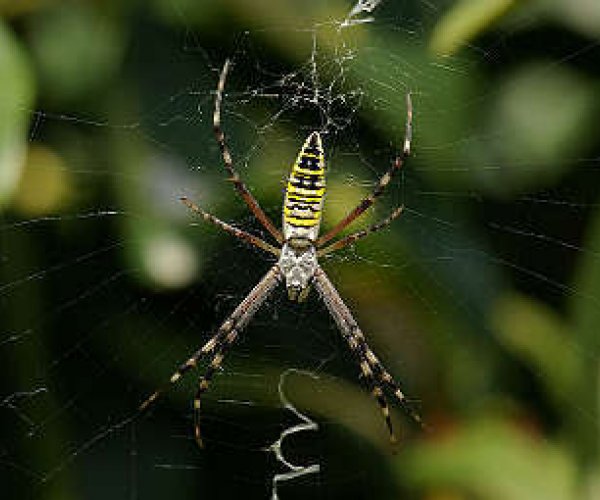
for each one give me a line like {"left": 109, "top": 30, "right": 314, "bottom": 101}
{"left": 140, "top": 59, "right": 424, "bottom": 448}
{"left": 278, "top": 239, "right": 317, "bottom": 301}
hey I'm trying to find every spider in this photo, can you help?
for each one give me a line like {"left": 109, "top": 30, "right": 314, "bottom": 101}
{"left": 140, "top": 59, "right": 426, "bottom": 446}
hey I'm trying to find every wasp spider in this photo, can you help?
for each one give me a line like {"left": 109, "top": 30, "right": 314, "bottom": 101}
{"left": 140, "top": 60, "right": 425, "bottom": 446}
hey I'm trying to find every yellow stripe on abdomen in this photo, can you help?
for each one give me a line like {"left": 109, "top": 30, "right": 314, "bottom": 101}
{"left": 283, "top": 132, "right": 326, "bottom": 241}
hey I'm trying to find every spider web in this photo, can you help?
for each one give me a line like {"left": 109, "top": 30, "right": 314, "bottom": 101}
{"left": 2, "top": 1, "right": 600, "bottom": 498}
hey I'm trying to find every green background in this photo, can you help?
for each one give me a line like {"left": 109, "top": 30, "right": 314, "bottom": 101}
{"left": 1, "top": 1, "right": 600, "bottom": 498}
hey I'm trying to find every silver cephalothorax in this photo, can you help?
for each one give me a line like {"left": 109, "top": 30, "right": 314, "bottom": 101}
{"left": 277, "top": 239, "right": 318, "bottom": 302}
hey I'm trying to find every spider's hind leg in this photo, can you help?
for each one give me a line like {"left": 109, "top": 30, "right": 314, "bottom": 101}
{"left": 316, "top": 93, "right": 412, "bottom": 247}
{"left": 213, "top": 60, "right": 284, "bottom": 244}
{"left": 317, "top": 205, "right": 404, "bottom": 257}
{"left": 180, "top": 196, "right": 280, "bottom": 256}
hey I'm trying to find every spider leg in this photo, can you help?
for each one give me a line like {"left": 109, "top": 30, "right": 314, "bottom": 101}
{"left": 314, "top": 268, "right": 396, "bottom": 442}
{"left": 180, "top": 196, "right": 280, "bottom": 256}
{"left": 316, "top": 94, "right": 412, "bottom": 247}
{"left": 313, "top": 267, "right": 425, "bottom": 439}
{"left": 317, "top": 205, "right": 404, "bottom": 257}
{"left": 214, "top": 60, "right": 284, "bottom": 244}
{"left": 354, "top": 340, "right": 397, "bottom": 443}
{"left": 355, "top": 329, "right": 428, "bottom": 431}
{"left": 138, "top": 330, "right": 221, "bottom": 413}
{"left": 192, "top": 328, "right": 239, "bottom": 447}
{"left": 139, "top": 265, "right": 282, "bottom": 446}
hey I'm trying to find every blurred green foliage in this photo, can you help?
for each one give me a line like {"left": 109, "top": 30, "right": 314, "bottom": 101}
{"left": 0, "top": 20, "right": 34, "bottom": 208}
{"left": 1, "top": 0, "right": 600, "bottom": 499}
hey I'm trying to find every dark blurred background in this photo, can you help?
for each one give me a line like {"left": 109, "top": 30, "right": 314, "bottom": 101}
{"left": 1, "top": 0, "right": 600, "bottom": 499}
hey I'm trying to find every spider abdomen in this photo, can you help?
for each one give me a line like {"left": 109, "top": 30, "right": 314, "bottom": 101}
{"left": 283, "top": 132, "right": 325, "bottom": 241}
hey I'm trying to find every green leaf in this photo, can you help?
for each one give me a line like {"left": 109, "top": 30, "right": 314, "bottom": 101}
{"left": 430, "top": 0, "right": 518, "bottom": 56}
{"left": 475, "top": 63, "right": 596, "bottom": 196}
{"left": 348, "top": 33, "right": 478, "bottom": 191}
{"left": 491, "top": 292, "right": 579, "bottom": 412}
{"left": 547, "top": 0, "right": 600, "bottom": 39}
{"left": 401, "top": 420, "right": 577, "bottom": 500}
{"left": 0, "top": 20, "right": 35, "bottom": 208}
{"left": 28, "top": 5, "right": 123, "bottom": 103}
{"left": 570, "top": 205, "right": 600, "bottom": 461}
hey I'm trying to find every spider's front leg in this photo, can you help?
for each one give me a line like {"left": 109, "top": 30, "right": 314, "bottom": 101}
{"left": 312, "top": 268, "right": 396, "bottom": 441}
{"left": 313, "top": 266, "right": 426, "bottom": 441}
{"left": 349, "top": 322, "right": 428, "bottom": 431}
{"left": 139, "top": 264, "right": 282, "bottom": 447}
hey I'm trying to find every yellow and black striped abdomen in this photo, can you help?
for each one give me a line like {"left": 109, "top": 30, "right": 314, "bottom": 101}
{"left": 283, "top": 132, "right": 326, "bottom": 241}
